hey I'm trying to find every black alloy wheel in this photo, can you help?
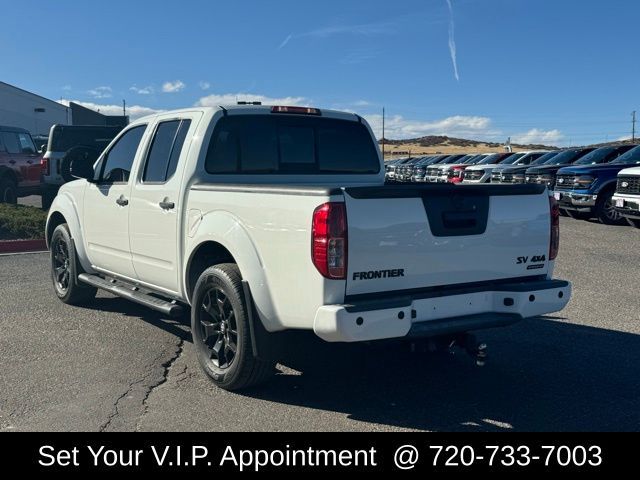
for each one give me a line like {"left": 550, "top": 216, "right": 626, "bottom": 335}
{"left": 52, "top": 236, "right": 71, "bottom": 293}
{"left": 198, "top": 287, "right": 239, "bottom": 369}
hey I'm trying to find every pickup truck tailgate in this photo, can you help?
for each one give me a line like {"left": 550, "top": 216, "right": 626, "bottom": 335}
{"left": 343, "top": 184, "right": 551, "bottom": 296}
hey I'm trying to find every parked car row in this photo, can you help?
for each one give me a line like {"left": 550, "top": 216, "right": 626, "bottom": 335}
{"left": 0, "top": 124, "right": 123, "bottom": 208}
{"left": 385, "top": 143, "right": 640, "bottom": 227}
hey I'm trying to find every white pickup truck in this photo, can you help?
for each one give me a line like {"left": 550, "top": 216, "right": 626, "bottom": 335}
{"left": 613, "top": 166, "right": 640, "bottom": 228}
{"left": 46, "top": 105, "right": 571, "bottom": 390}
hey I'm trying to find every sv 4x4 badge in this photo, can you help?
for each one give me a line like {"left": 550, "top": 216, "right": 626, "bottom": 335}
{"left": 517, "top": 255, "right": 547, "bottom": 270}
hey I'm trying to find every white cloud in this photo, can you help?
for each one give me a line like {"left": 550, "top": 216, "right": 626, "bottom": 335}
{"left": 512, "top": 128, "right": 564, "bottom": 145}
{"left": 446, "top": 0, "right": 460, "bottom": 82}
{"left": 87, "top": 86, "right": 112, "bottom": 99}
{"left": 195, "top": 92, "right": 308, "bottom": 107}
{"left": 130, "top": 85, "right": 154, "bottom": 95}
{"left": 162, "top": 80, "right": 186, "bottom": 93}
{"left": 365, "top": 113, "right": 496, "bottom": 140}
{"left": 198, "top": 81, "right": 211, "bottom": 90}
{"left": 58, "top": 99, "right": 163, "bottom": 121}
{"left": 277, "top": 21, "right": 395, "bottom": 49}
{"left": 353, "top": 100, "right": 371, "bottom": 107}
{"left": 62, "top": 85, "right": 72, "bottom": 91}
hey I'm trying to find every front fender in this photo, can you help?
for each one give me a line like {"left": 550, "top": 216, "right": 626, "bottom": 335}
{"left": 593, "top": 178, "right": 616, "bottom": 194}
{"left": 184, "top": 210, "right": 280, "bottom": 332}
{"left": 46, "top": 191, "right": 95, "bottom": 274}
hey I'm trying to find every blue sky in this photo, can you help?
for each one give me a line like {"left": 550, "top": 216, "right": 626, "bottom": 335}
{"left": 1, "top": 0, "right": 638, "bottom": 146}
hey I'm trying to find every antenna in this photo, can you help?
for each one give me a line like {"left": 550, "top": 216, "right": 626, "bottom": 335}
{"left": 382, "top": 107, "right": 385, "bottom": 160}
{"left": 123, "top": 99, "right": 126, "bottom": 118}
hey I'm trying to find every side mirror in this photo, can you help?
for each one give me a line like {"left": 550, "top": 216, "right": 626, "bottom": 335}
{"left": 39, "top": 145, "right": 47, "bottom": 154}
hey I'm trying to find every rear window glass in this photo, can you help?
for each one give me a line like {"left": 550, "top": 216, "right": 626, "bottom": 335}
{"left": 51, "top": 126, "right": 122, "bottom": 153}
{"left": 205, "top": 115, "right": 380, "bottom": 175}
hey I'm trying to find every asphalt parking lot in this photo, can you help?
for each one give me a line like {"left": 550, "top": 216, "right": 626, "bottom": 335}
{"left": 1, "top": 217, "right": 639, "bottom": 432}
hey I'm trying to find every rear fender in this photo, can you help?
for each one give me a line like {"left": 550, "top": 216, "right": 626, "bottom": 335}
{"left": 185, "top": 211, "right": 279, "bottom": 332}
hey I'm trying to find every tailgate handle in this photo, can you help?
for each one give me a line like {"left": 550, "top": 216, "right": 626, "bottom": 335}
{"left": 442, "top": 211, "right": 478, "bottom": 229}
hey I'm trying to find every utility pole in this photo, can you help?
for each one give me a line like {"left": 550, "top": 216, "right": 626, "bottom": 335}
{"left": 123, "top": 99, "right": 126, "bottom": 118}
{"left": 382, "top": 107, "right": 385, "bottom": 160}
{"left": 632, "top": 111, "right": 636, "bottom": 142}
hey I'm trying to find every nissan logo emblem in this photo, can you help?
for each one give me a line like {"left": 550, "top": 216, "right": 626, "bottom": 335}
{"left": 622, "top": 182, "right": 629, "bottom": 188}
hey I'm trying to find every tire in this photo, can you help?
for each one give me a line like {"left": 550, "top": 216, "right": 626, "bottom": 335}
{"left": 626, "top": 217, "right": 640, "bottom": 229}
{"left": 559, "top": 208, "right": 569, "bottom": 217}
{"left": 595, "top": 189, "right": 626, "bottom": 225}
{"left": 565, "top": 209, "right": 592, "bottom": 220}
{"left": 191, "top": 263, "right": 275, "bottom": 390}
{"left": 41, "top": 188, "right": 57, "bottom": 210}
{"left": 50, "top": 224, "right": 97, "bottom": 305}
{"left": 0, "top": 178, "right": 18, "bottom": 204}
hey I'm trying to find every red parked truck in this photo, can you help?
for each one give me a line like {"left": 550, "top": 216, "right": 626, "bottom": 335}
{"left": 0, "top": 125, "right": 41, "bottom": 203}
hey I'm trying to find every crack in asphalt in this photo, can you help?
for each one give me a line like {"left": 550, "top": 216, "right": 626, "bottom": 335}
{"left": 99, "top": 338, "right": 185, "bottom": 432}
{"left": 99, "top": 376, "right": 150, "bottom": 432}
{"left": 136, "top": 338, "right": 185, "bottom": 432}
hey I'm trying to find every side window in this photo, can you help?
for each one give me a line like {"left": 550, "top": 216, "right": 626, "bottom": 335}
{"left": 142, "top": 119, "right": 191, "bottom": 183}
{"left": 1, "top": 132, "right": 20, "bottom": 154}
{"left": 17, "top": 133, "right": 36, "bottom": 154}
{"left": 99, "top": 125, "right": 146, "bottom": 183}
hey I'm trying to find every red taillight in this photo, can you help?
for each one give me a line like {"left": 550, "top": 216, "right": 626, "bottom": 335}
{"left": 40, "top": 157, "right": 50, "bottom": 176}
{"left": 549, "top": 196, "right": 560, "bottom": 260}
{"left": 312, "top": 202, "right": 347, "bottom": 279}
{"left": 271, "top": 105, "right": 321, "bottom": 115}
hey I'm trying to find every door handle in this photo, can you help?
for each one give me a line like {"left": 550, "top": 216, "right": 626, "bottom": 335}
{"left": 159, "top": 198, "right": 175, "bottom": 210}
{"left": 116, "top": 195, "right": 129, "bottom": 206}
{"left": 27, "top": 160, "right": 34, "bottom": 164}
{"left": 8, "top": 160, "right": 16, "bottom": 165}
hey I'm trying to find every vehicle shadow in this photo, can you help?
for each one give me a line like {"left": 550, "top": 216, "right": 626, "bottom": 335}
{"left": 248, "top": 318, "right": 640, "bottom": 432}
{"left": 85, "top": 295, "right": 192, "bottom": 343}
{"left": 84, "top": 295, "right": 640, "bottom": 431}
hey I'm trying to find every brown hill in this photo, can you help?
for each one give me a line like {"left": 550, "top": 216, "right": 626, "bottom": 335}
{"left": 378, "top": 135, "right": 557, "bottom": 158}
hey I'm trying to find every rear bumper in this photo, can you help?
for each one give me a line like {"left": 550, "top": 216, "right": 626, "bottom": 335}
{"left": 313, "top": 279, "right": 571, "bottom": 342}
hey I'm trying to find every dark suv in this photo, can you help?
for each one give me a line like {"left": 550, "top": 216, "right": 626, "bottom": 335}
{"left": 0, "top": 126, "right": 42, "bottom": 203}
{"left": 524, "top": 148, "right": 595, "bottom": 189}
{"left": 554, "top": 145, "right": 638, "bottom": 224}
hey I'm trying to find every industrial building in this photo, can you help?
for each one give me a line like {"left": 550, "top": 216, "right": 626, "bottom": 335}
{"left": 0, "top": 81, "right": 128, "bottom": 138}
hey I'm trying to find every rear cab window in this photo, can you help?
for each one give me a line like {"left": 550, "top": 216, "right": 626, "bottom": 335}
{"left": 205, "top": 115, "right": 380, "bottom": 175}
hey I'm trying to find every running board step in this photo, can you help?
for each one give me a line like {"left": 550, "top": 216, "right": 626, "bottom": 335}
{"left": 78, "top": 273, "right": 184, "bottom": 317}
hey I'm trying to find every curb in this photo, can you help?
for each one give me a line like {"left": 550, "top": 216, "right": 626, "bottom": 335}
{"left": 0, "top": 239, "right": 47, "bottom": 254}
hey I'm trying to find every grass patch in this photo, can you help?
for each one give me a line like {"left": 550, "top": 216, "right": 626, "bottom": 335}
{"left": 0, "top": 204, "right": 47, "bottom": 240}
